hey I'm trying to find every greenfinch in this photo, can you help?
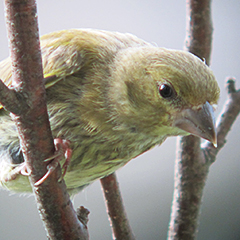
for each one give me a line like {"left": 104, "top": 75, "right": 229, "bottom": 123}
{"left": 0, "top": 29, "right": 220, "bottom": 194}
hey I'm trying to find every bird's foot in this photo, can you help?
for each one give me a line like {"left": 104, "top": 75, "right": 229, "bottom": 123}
{"left": 34, "top": 138, "right": 72, "bottom": 186}
{"left": 4, "top": 162, "right": 31, "bottom": 182}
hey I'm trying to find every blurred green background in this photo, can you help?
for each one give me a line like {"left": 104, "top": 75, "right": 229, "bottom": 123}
{"left": 0, "top": 1, "right": 239, "bottom": 239}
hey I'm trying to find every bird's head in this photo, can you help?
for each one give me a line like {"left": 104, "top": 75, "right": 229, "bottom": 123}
{"left": 109, "top": 47, "right": 220, "bottom": 146}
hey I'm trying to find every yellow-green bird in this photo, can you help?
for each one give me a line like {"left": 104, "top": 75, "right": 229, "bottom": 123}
{"left": 0, "top": 29, "right": 220, "bottom": 194}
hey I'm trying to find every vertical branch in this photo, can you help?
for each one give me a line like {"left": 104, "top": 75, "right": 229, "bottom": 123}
{"left": 100, "top": 173, "right": 135, "bottom": 240}
{"left": 4, "top": 0, "right": 53, "bottom": 185}
{"left": 168, "top": 0, "right": 213, "bottom": 239}
{"left": 3, "top": 0, "right": 88, "bottom": 239}
{"left": 185, "top": 0, "right": 213, "bottom": 65}
{"left": 168, "top": 136, "right": 210, "bottom": 240}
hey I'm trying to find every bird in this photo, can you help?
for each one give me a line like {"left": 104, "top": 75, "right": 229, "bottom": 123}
{"left": 0, "top": 29, "right": 220, "bottom": 195}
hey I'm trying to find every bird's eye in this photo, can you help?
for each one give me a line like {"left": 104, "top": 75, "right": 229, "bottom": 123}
{"left": 159, "top": 84, "right": 174, "bottom": 98}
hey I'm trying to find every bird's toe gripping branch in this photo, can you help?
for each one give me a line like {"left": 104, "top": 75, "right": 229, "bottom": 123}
{"left": 34, "top": 138, "right": 72, "bottom": 186}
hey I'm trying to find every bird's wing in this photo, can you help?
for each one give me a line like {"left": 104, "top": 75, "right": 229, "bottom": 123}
{"left": 0, "top": 33, "right": 82, "bottom": 95}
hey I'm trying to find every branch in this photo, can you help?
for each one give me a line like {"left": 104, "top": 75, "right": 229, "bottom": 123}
{"left": 168, "top": 135, "right": 208, "bottom": 240}
{"left": 3, "top": 0, "right": 88, "bottom": 239}
{"left": 100, "top": 173, "right": 135, "bottom": 240}
{"left": 168, "top": 1, "right": 239, "bottom": 239}
{"left": 185, "top": 0, "right": 213, "bottom": 65}
{"left": 0, "top": 79, "right": 26, "bottom": 114}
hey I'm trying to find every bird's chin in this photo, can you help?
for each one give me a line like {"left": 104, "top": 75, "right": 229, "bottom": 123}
{"left": 173, "top": 129, "right": 191, "bottom": 139}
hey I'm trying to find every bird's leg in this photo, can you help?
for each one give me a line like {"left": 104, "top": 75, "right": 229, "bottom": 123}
{"left": 34, "top": 138, "right": 72, "bottom": 186}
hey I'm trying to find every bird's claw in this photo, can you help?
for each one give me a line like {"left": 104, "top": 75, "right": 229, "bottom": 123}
{"left": 6, "top": 163, "right": 31, "bottom": 182}
{"left": 34, "top": 138, "right": 72, "bottom": 186}
{"left": 19, "top": 163, "right": 32, "bottom": 176}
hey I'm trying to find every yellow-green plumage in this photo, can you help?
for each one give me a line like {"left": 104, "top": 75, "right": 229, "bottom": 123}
{"left": 0, "top": 29, "right": 220, "bottom": 194}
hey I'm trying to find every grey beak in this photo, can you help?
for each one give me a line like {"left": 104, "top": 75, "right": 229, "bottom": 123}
{"left": 174, "top": 101, "right": 217, "bottom": 147}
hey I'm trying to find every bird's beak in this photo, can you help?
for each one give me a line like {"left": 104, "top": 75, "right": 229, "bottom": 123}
{"left": 174, "top": 101, "right": 217, "bottom": 147}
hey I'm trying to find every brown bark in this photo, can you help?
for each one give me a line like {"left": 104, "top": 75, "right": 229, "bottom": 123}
{"left": 3, "top": 0, "right": 88, "bottom": 239}
{"left": 100, "top": 173, "right": 135, "bottom": 240}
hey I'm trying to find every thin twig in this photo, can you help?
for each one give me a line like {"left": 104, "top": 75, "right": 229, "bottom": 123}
{"left": 100, "top": 173, "right": 135, "bottom": 240}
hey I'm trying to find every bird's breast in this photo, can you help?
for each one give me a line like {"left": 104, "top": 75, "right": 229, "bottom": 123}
{"left": 63, "top": 131, "right": 165, "bottom": 191}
